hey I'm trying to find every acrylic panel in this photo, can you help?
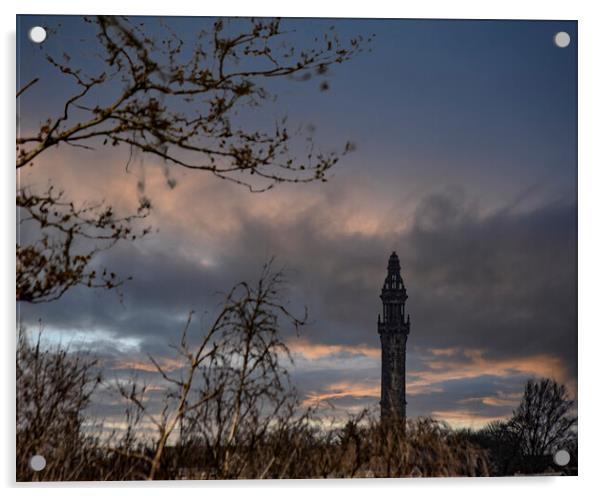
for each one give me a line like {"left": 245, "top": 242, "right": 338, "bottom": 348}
{"left": 16, "top": 15, "right": 578, "bottom": 480}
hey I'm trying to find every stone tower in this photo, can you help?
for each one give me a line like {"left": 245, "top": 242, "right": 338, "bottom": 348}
{"left": 378, "top": 251, "right": 410, "bottom": 422}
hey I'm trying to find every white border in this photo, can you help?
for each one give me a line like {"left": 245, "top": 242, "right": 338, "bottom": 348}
{"left": 3, "top": 1, "right": 602, "bottom": 495}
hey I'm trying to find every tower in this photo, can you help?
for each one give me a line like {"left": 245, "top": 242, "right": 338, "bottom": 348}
{"left": 378, "top": 251, "right": 410, "bottom": 422}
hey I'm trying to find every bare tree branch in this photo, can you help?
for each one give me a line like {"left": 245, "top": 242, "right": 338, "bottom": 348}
{"left": 17, "top": 16, "right": 369, "bottom": 191}
{"left": 17, "top": 186, "right": 151, "bottom": 303}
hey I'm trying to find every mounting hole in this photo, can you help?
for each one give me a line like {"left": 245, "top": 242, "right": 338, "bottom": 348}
{"left": 553, "top": 449, "right": 570, "bottom": 466}
{"left": 29, "top": 454, "right": 46, "bottom": 472}
{"left": 554, "top": 31, "right": 570, "bottom": 48}
{"left": 28, "top": 26, "right": 47, "bottom": 44}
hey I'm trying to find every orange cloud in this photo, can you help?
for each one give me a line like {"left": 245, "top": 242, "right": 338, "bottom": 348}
{"left": 409, "top": 349, "right": 569, "bottom": 393}
{"left": 298, "top": 345, "right": 574, "bottom": 427}
{"left": 481, "top": 392, "right": 523, "bottom": 407}
{"left": 113, "top": 356, "right": 183, "bottom": 373}
{"left": 406, "top": 382, "right": 444, "bottom": 395}
{"left": 20, "top": 146, "right": 413, "bottom": 269}
{"left": 428, "top": 347, "right": 460, "bottom": 357}
{"left": 457, "top": 390, "right": 523, "bottom": 408}
{"left": 303, "top": 378, "right": 446, "bottom": 409}
{"left": 302, "top": 380, "right": 380, "bottom": 407}
{"left": 430, "top": 409, "right": 508, "bottom": 430}
{"left": 287, "top": 338, "right": 380, "bottom": 360}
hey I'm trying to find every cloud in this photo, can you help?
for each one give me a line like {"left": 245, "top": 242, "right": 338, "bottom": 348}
{"left": 287, "top": 338, "right": 380, "bottom": 360}
{"left": 430, "top": 410, "right": 507, "bottom": 430}
{"left": 17, "top": 15, "right": 577, "bottom": 432}
{"left": 291, "top": 345, "right": 573, "bottom": 426}
{"left": 458, "top": 391, "right": 523, "bottom": 408}
{"left": 408, "top": 348, "right": 571, "bottom": 393}
{"left": 302, "top": 380, "right": 381, "bottom": 407}
{"left": 112, "top": 357, "right": 184, "bottom": 374}
{"left": 18, "top": 149, "right": 577, "bottom": 426}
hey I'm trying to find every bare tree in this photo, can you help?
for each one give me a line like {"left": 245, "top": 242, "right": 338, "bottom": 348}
{"left": 16, "top": 16, "right": 368, "bottom": 302}
{"left": 118, "top": 262, "right": 306, "bottom": 480}
{"left": 510, "top": 378, "right": 577, "bottom": 460}
{"left": 16, "top": 328, "right": 102, "bottom": 481}
{"left": 465, "top": 420, "right": 522, "bottom": 475}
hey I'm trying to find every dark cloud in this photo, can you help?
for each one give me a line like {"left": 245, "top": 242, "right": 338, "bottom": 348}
{"left": 19, "top": 173, "right": 577, "bottom": 425}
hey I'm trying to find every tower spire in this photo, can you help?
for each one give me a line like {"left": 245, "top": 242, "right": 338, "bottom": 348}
{"left": 378, "top": 251, "right": 410, "bottom": 423}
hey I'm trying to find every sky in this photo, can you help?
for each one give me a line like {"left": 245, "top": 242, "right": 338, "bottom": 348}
{"left": 17, "top": 16, "right": 577, "bottom": 430}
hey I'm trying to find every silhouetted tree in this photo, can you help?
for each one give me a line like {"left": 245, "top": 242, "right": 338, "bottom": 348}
{"left": 16, "top": 328, "right": 102, "bottom": 480}
{"left": 117, "top": 262, "right": 307, "bottom": 479}
{"left": 510, "top": 378, "right": 577, "bottom": 463}
{"left": 464, "top": 421, "right": 521, "bottom": 475}
{"left": 469, "top": 378, "right": 577, "bottom": 475}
